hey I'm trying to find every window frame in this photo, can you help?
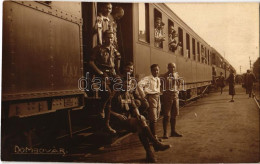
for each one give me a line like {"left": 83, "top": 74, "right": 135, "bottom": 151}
{"left": 178, "top": 27, "right": 184, "bottom": 56}
{"left": 168, "top": 19, "right": 175, "bottom": 53}
{"left": 138, "top": 3, "right": 150, "bottom": 44}
{"left": 197, "top": 42, "right": 200, "bottom": 62}
{"left": 154, "top": 8, "right": 163, "bottom": 49}
{"left": 186, "top": 33, "right": 190, "bottom": 58}
{"left": 192, "top": 38, "right": 196, "bottom": 60}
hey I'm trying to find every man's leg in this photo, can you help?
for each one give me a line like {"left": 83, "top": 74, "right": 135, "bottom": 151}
{"left": 138, "top": 133, "right": 156, "bottom": 162}
{"left": 128, "top": 117, "right": 171, "bottom": 155}
{"left": 170, "top": 98, "right": 182, "bottom": 137}
{"left": 249, "top": 85, "right": 252, "bottom": 97}
{"left": 162, "top": 93, "right": 172, "bottom": 139}
{"left": 127, "top": 117, "right": 170, "bottom": 162}
{"left": 147, "top": 94, "right": 160, "bottom": 139}
{"left": 100, "top": 86, "right": 116, "bottom": 134}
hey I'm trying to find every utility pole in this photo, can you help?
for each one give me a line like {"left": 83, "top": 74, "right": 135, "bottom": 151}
{"left": 249, "top": 56, "right": 252, "bottom": 69}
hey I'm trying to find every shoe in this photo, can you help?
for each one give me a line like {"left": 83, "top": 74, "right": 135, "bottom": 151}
{"left": 162, "top": 134, "right": 169, "bottom": 139}
{"left": 146, "top": 152, "right": 157, "bottom": 163}
{"left": 104, "top": 125, "right": 116, "bottom": 134}
{"left": 170, "top": 132, "right": 183, "bottom": 137}
{"left": 229, "top": 100, "right": 234, "bottom": 102}
{"left": 153, "top": 143, "right": 172, "bottom": 152}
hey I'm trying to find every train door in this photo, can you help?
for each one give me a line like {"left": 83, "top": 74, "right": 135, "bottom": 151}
{"left": 111, "top": 3, "right": 134, "bottom": 67}
{"left": 82, "top": 2, "right": 133, "bottom": 74}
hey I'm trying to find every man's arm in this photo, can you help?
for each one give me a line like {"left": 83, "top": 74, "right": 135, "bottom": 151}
{"left": 110, "top": 110, "right": 127, "bottom": 120}
{"left": 93, "top": 16, "right": 103, "bottom": 45}
{"left": 137, "top": 77, "right": 149, "bottom": 100}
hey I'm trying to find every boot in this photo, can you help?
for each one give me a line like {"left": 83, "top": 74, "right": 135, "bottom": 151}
{"left": 149, "top": 122, "right": 156, "bottom": 136}
{"left": 150, "top": 122, "right": 162, "bottom": 142}
{"left": 170, "top": 118, "right": 182, "bottom": 137}
{"left": 162, "top": 116, "right": 169, "bottom": 139}
{"left": 142, "top": 126, "right": 171, "bottom": 152}
{"left": 138, "top": 134, "right": 156, "bottom": 163}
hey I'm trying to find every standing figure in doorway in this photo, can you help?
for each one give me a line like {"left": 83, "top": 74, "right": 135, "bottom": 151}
{"left": 89, "top": 30, "right": 121, "bottom": 133}
{"left": 94, "top": 3, "right": 113, "bottom": 45}
{"left": 109, "top": 6, "right": 124, "bottom": 49}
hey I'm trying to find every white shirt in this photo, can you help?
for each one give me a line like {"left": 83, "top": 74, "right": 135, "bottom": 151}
{"left": 138, "top": 75, "right": 160, "bottom": 98}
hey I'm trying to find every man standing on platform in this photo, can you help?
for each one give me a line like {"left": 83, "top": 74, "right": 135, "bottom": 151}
{"left": 245, "top": 69, "right": 256, "bottom": 98}
{"left": 161, "top": 63, "right": 182, "bottom": 139}
{"left": 138, "top": 64, "right": 161, "bottom": 140}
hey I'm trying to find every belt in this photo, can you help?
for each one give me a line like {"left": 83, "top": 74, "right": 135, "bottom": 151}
{"left": 147, "top": 93, "right": 161, "bottom": 96}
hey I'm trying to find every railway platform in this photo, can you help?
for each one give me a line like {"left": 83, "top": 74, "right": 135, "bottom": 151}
{"left": 8, "top": 85, "right": 259, "bottom": 162}
{"left": 67, "top": 84, "right": 259, "bottom": 163}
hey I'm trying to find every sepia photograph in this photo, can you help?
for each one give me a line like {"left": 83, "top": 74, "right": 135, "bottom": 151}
{"left": 1, "top": 1, "right": 259, "bottom": 163}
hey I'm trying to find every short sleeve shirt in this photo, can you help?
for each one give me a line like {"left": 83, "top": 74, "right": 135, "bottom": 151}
{"left": 91, "top": 45, "right": 121, "bottom": 68}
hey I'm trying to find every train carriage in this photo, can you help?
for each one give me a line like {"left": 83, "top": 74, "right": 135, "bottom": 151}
{"left": 132, "top": 3, "right": 213, "bottom": 100}
{"left": 2, "top": 1, "right": 85, "bottom": 155}
{"left": 83, "top": 3, "right": 215, "bottom": 100}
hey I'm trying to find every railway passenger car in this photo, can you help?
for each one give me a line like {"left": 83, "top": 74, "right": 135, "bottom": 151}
{"left": 211, "top": 48, "right": 234, "bottom": 82}
{"left": 132, "top": 3, "right": 213, "bottom": 100}
{"left": 83, "top": 3, "right": 217, "bottom": 100}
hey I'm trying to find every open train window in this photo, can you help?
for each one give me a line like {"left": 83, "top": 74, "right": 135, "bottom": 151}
{"left": 186, "top": 33, "right": 190, "bottom": 58}
{"left": 154, "top": 9, "right": 164, "bottom": 48}
{"left": 138, "top": 3, "right": 150, "bottom": 43}
{"left": 201, "top": 45, "right": 205, "bottom": 63}
{"left": 192, "top": 38, "right": 196, "bottom": 60}
{"left": 197, "top": 42, "right": 200, "bottom": 62}
{"left": 208, "top": 51, "right": 210, "bottom": 65}
{"left": 168, "top": 19, "right": 178, "bottom": 53}
{"left": 168, "top": 19, "right": 174, "bottom": 27}
{"left": 205, "top": 47, "right": 207, "bottom": 64}
{"left": 178, "top": 27, "right": 183, "bottom": 55}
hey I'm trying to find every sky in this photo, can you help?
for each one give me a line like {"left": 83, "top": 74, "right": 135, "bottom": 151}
{"left": 167, "top": 3, "right": 259, "bottom": 74}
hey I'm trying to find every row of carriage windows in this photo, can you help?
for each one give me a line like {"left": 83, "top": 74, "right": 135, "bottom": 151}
{"left": 138, "top": 3, "right": 210, "bottom": 65}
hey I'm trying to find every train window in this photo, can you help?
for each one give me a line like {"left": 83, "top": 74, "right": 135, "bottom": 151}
{"left": 37, "top": 1, "right": 52, "bottom": 6}
{"left": 168, "top": 19, "right": 174, "bottom": 27}
{"left": 138, "top": 3, "right": 150, "bottom": 43}
{"left": 201, "top": 45, "right": 204, "bottom": 63}
{"left": 212, "top": 53, "right": 215, "bottom": 65}
{"left": 192, "top": 38, "right": 196, "bottom": 60}
{"left": 208, "top": 51, "right": 210, "bottom": 65}
{"left": 197, "top": 42, "right": 200, "bottom": 62}
{"left": 205, "top": 47, "right": 207, "bottom": 64}
{"left": 186, "top": 33, "right": 190, "bottom": 58}
{"left": 154, "top": 9, "right": 164, "bottom": 48}
{"left": 168, "top": 20, "right": 178, "bottom": 53}
{"left": 178, "top": 27, "right": 183, "bottom": 55}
